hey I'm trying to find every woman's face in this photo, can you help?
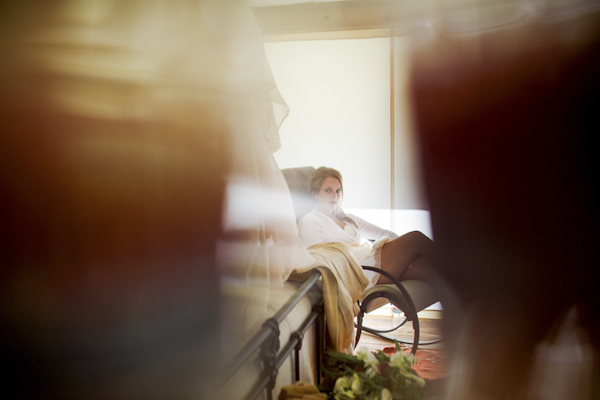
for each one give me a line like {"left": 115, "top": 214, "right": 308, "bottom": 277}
{"left": 315, "top": 176, "right": 342, "bottom": 215}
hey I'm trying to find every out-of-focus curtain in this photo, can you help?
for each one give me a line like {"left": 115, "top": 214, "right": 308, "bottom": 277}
{"left": 0, "top": 0, "right": 312, "bottom": 399}
{"left": 216, "top": 0, "right": 316, "bottom": 353}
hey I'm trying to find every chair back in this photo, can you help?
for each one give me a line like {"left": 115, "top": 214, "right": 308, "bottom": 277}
{"left": 281, "top": 166, "right": 316, "bottom": 221}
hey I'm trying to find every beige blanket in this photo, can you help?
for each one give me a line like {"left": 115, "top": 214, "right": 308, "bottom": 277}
{"left": 290, "top": 242, "right": 369, "bottom": 352}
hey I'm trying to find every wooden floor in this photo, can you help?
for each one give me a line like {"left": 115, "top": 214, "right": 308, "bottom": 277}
{"left": 355, "top": 312, "right": 444, "bottom": 353}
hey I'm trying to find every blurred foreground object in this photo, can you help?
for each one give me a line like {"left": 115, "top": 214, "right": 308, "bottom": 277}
{"left": 1, "top": 0, "right": 319, "bottom": 399}
{"left": 410, "top": 1, "right": 600, "bottom": 399}
{"left": 0, "top": 1, "right": 241, "bottom": 399}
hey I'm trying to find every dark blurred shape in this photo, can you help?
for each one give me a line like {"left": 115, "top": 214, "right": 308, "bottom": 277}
{"left": 410, "top": 1, "right": 600, "bottom": 399}
{"left": 0, "top": 1, "right": 232, "bottom": 399}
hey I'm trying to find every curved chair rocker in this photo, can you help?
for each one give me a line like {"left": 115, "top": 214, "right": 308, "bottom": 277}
{"left": 281, "top": 166, "right": 441, "bottom": 356}
{"left": 356, "top": 267, "right": 440, "bottom": 355}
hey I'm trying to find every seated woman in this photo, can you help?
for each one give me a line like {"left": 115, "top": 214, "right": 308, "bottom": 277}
{"left": 298, "top": 167, "right": 436, "bottom": 289}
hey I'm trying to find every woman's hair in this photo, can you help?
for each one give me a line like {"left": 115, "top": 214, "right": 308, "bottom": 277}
{"left": 309, "top": 167, "right": 358, "bottom": 228}
{"left": 309, "top": 167, "right": 343, "bottom": 196}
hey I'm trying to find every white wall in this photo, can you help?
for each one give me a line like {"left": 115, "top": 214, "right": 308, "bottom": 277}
{"left": 265, "top": 37, "right": 431, "bottom": 235}
{"left": 266, "top": 38, "right": 391, "bottom": 211}
{"left": 266, "top": 35, "right": 438, "bottom": 310}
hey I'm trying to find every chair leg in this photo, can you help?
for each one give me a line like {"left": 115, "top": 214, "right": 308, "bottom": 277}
{"left": 357, "top": 314, "right": 442, "bottom": 350}
{"left": 357, "top": 267, "right": 437, "bottom": 354}
{"left": 358, "top": 316, "right": 409, "bottom": 334}
{"left": 359, "top": 316, "right": 420, "bottom": 355}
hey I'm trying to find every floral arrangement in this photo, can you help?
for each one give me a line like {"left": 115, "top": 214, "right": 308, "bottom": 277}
{"left": 320, "top": 341, "right": 425, "bottom": 400}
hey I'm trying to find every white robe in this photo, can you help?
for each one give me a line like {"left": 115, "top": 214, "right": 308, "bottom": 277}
{"left": 298, "top": 208, "right": 399, "bottom": 288}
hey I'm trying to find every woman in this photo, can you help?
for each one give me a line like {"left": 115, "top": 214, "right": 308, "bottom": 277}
{"left": 297, "top": 167, "right": 436, "bottom": 289}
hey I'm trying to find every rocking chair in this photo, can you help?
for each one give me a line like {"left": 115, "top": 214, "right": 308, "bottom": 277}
{"left": 282, "top": 166, "right": 440, "bottom": 355}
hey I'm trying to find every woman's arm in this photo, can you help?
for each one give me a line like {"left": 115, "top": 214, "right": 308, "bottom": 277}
{"left": 350, "top": 214, "right": 399, "bottom": 241}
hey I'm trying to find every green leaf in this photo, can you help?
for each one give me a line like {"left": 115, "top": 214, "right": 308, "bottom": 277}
{"left": 361, "top": 375, "right": 382, "bottom": 391}
{"left": 394, "top": 340, "right": 402, "bottom": 353}
{"left": 391, "top": 384, "right": 406, "bottom": 400}
{"left": 405, "top": 384, "right": 421, "bottom": 400}
{"left": 376, "top": 351, "right": 390, "bottom": 363}
{"left": 328, "top": 351, "right": 359, "bottom": 361}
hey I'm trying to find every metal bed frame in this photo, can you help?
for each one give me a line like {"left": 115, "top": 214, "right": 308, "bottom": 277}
{"left": 221, "top": 265, "right": 440, "bottom": 400}
{"left": 221, "top": 269, "right": 324, "bottom": 400}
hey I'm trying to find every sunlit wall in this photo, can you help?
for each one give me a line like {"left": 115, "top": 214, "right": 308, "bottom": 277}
{"left": 265, "top": 37, "right": 430, "bottom": 235}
